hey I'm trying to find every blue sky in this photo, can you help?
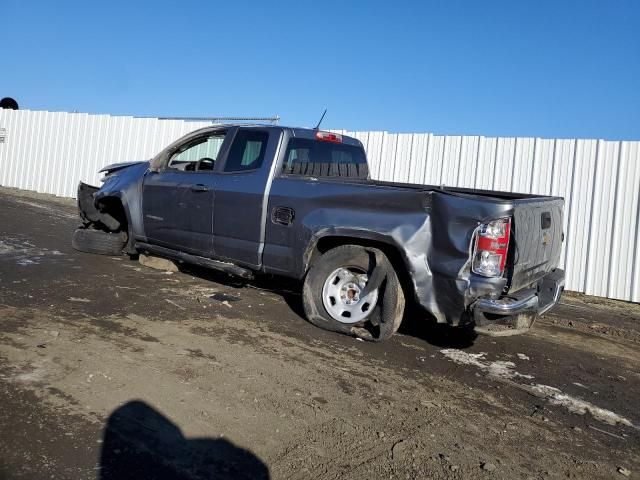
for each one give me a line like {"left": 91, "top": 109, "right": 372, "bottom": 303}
{"left": 2, "top": 0, "right": 639, "bottom": 139}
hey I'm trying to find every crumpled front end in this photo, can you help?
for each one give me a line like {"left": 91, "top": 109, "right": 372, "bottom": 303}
{"left": 77, "top": 182, "right": 122, "bottom": 231}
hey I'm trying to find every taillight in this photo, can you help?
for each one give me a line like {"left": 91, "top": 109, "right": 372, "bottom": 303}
{"left": 315, "top": 131, "right": 342, "bottom": 143}
{"left": 472, "top": 218, "right": 511, "bottom": 277}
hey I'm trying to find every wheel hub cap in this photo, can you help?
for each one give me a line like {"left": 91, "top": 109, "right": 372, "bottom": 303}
{"left": 322, "top": 267, "right": 379, "bottom": 324}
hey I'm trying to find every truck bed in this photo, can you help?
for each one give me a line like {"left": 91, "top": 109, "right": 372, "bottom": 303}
{"left": 274, "top": 174, "right": 564, "bottom": 296}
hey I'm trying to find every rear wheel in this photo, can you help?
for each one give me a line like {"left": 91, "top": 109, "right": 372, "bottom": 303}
{"left": 302, "top": 245, "right": 405, "bottom": 341}
{"left": 72, "top": 227, "right": 127, "bottom": 256}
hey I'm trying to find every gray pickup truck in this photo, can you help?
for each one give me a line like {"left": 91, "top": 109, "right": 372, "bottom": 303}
{"left": 74, "top": 125, "right": 565, "bottom": 341}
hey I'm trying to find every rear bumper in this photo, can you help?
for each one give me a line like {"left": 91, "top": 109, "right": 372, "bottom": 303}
{"left": 472, "top": 269, "right": 565, "bottom": 328}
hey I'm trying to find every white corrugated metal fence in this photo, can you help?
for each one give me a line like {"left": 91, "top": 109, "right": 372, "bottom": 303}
{"left": 1, "top": 109, "right": 639, "bottom": 303}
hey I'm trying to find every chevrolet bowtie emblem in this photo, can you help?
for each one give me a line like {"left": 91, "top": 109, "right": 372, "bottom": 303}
{"left": 542, "top": 232, "right": 551, "bottom": 246}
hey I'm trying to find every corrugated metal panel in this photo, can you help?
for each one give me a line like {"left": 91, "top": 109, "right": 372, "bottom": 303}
{"left": 609, "top": 141, "right": 640, "bottom": 301}
{"left": 0, "top": 110, "right": 211, "bottom": 193}
{"left": 1, "top": 109, "right": 639, "bottom": 303}
{"left": 457, "top": 136, "right": 480, "bottom": 189}
{"left": 584, "top": 141, "right": 619, "bottom": 298}
{"left": 475, "top": 137, "right": 497, "bottom": 190}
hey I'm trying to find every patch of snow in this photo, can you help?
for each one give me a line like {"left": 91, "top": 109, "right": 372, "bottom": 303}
{"left": 440, "top": 349, "right": 533, "bottom": 380}
{"left": 68, "top": 297, "right": 91, "bottom": 303}
{"left": 528, "top": 384, "right": 633, "bottom": 427}
{"left": 516, "top": 353, "right": 530, "bottom": 360}
{"left": 16, "top": 258, "right": 39, "bottom": 266}
{"left": 0, "top": 237, "right": 64, "bottom": 265}
{"left": 12, "top": 199, "right": 76, "bottom": 219}
{"left": 0, "top": 240, "right": 18, "bottom": 254}
{"left": 440, "top": 349, "right": 635, "bottom": 428}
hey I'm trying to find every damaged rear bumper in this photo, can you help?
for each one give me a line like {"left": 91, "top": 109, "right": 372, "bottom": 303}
{"left": 472, "top": 269, "right": 565, "bottom": 335}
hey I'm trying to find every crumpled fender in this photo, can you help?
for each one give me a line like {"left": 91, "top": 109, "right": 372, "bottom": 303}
{"left": 77, "top": 160, "right": 149, "bottom": 241}
{"left": 94, "top": 161, "right": 149, "bottom": 238}
{"left": 77, "top": 182, "right": 121, "bottom": 230}
{"left": 77, "top": 182, "right": 101, "bottom": 225}
{"left": 297, "top": 190, "right": 513, "bottom": 326}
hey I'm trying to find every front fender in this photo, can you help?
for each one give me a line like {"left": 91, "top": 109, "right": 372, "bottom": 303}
{"left": 94, "top": 161, "right": 149, "bottom": 240}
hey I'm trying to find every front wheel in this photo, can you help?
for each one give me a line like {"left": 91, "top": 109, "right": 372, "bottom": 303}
{"left": 302, "top": 245, "right": 405, "bottom": 341}
{"left": 72, "top": 227, "right": 127, "bottom": 256}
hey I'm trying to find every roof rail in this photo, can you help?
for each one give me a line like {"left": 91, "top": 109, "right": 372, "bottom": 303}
{"left": 153, "top": 115, "right": 280, "bottom": 125}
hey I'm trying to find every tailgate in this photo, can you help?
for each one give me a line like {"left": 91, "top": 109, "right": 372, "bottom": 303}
{"left": 508, "top": 198, "right": 564, "bottom": 292}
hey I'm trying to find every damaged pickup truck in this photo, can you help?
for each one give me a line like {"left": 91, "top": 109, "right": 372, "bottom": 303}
{"left": 74, "top": 125, "right": 565, "bottom": 341}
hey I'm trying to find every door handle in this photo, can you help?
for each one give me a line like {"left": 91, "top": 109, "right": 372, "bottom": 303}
{"left": 191, "top": 184, "right": 209, "bottom": 192}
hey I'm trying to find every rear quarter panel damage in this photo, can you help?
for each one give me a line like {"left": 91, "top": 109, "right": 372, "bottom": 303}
{"left": 265, "top": 177, "right": 515, "bottom": 325}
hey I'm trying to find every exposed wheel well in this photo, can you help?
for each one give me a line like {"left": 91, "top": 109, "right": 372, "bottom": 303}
{"left": 94, "top": 196, "right": 138, "bottom": 254}
{"left": 96, "top": 197, "right": 128, "bottom": 232}
{"left": 309, "top": 236, "right": 413, "bottom": 300}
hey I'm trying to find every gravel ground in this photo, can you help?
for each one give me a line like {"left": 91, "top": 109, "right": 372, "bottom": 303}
{"left": 0, "top": 187, "right": 638, "bottom": 480}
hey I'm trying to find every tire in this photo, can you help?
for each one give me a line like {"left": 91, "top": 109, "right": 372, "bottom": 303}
{"left": 302, "top": 245, "right": 405, "bottom": 342}
{"left": 72, "top": 227, "right": 127, "bottom": 256}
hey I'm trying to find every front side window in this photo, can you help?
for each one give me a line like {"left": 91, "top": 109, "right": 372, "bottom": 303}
{"left": 168, "top": 133, "right": 226, "bottom": 171}
{"left": 223, "top": 130, "right": 269, "bottom": 172}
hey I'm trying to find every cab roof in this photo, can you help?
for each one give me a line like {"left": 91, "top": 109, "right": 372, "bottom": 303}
{"left": 185, "top": 124, "right": 364, "bottom": 148}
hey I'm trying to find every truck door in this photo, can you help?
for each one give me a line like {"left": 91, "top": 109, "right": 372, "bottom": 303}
{"left": 142, "top": 131, "right": 227, "bottom": 256}
{"left": 211, "top": 128, "right": 281, "bottom": 268}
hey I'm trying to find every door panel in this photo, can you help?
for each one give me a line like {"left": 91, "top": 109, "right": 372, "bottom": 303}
{"left": 212, "top": 177, "right": 266, "bottom": 265}
{"left": 141, "top": 130, "right": 229, "bottom": 256}
{"left": 142, "top": 170, "right": 215, "bottom": 256}
{"left": 212, "top": 129, "right": 280, "bottom": 267}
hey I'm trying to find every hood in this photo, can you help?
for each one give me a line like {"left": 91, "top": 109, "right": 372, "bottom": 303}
{"left": 99, "top": 161, "right": 147, "bottom": 175}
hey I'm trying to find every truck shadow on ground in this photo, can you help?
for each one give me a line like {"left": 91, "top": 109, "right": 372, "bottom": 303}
{"left": 178, "top": 263, "right": 477, "bottom": 349}
{"left": 280, "top": 287, "right": 478, "bottom": 349}
{"left": 100, "top": 400, "right": 269, "bottom": 480}
{"left": 398, "top": 303, "right": 478, "bottom": 349}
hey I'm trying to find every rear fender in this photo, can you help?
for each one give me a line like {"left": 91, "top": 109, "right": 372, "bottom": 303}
{"left": 303, "top": 230, "right": 421, "bottom": 308}
{"left": 303, "top": 229, "right": 410, "bottom": 275}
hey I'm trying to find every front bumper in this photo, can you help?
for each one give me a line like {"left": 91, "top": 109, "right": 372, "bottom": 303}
{"left": 472, "top": 269, "right": 565, "bottom": 334}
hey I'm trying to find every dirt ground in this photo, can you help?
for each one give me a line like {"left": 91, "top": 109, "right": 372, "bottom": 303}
{"left": 0, "top": 186, "right": 638, "bottom": 480}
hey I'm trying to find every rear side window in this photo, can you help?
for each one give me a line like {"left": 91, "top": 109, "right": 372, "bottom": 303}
{"left": 282, "top": 138, "right": 369, "bottom": 178}
{"left": 224, "top": 130, "right": 269, "bottom": 172}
